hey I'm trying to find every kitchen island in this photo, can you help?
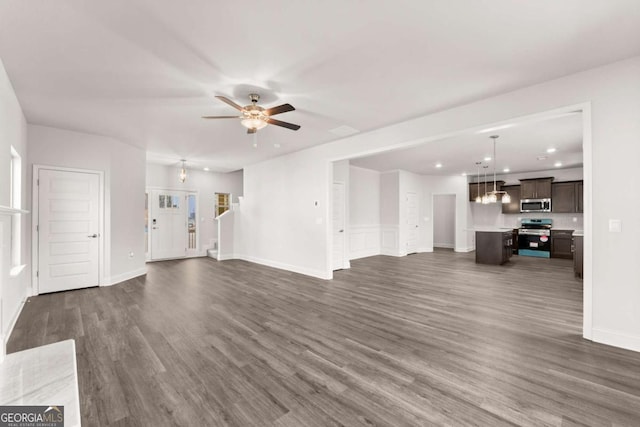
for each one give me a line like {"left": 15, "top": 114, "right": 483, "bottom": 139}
{"left": 474, "top": 228, "right": 514, "bottom": 265}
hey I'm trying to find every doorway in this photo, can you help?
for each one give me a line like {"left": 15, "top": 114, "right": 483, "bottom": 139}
{"left": 433, "top": 194, "right": 456, "bottom": 249}
{"left": 406, "top": 192, "right": 419, "bottom": 254}
{"left": 33, "top": 166, "right": 103, "bottom": 294}
{"left": 148, "top": 189, "right": 199, "bottom": 261}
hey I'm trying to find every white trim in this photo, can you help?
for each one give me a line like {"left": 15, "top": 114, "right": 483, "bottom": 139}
{"left": 454, "top": 246, "right": 475, "bottom": 253}
{"left": 581, "top": 103, "right": 593, "bottom": 341}
{"left": 0, "top": 206, "right": 29, "bottom": 215}
{"left": 32, "top": 165, "right": 106, "bottom": 295}
{"left": 104, "top": 267, "right": 147, "bottom": 286}
{"left": 234, "top": 253, "right": 333, "bottom": 280}
{"left": 433, "top": 243, "right": 455, "bottom": 249}
{"left": 418, "top": 247, "right": 433, "bottom": 253}
{"left": 2, "top": 294, "right": 27, "bottom": 358}
{"left": 592, "top": 328, "right": 640, "bottom": 353}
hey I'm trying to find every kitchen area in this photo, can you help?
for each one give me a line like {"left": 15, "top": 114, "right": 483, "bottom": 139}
{"left": 472, "top": 173, "right": 584, "bottom": 278}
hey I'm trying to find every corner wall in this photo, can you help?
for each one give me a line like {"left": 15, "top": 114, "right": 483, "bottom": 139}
{"left": 0, "top": 58, "right": 29, "bottom": 355}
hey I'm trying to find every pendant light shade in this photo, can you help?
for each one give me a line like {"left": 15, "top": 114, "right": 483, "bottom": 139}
{"left": 179, "top": 159, "right": 187, "bottom": 183}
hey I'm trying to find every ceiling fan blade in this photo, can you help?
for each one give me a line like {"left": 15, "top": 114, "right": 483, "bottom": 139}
{"left": 201, "top": 115, "right": 241, "bottom": 119}
{"left": 264, "top": 103, "right": 295, "bottom": 116}
{"left": 215, "top": 95, "right": 244, "bottom": 111}
{"left": 247, "top": 127, "right": 257, "bottom": 134}
{"left": 266, "top": 117, "right": 301, "bottom": 131}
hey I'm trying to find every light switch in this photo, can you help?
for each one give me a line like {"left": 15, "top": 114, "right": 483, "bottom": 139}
{"left": 609, "top": 219, "right": 622, "bottom": 233}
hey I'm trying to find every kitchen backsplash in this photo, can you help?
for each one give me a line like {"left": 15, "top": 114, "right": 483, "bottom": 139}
{"left": 471, "top": 203, "right": 583, "bottom": 230}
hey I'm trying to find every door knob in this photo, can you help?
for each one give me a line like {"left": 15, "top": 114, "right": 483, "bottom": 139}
{"left": 88, "top": 234, "right": 98, "bottom": 238}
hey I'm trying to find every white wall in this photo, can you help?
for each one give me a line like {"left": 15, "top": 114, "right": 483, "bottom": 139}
{"left": 348, "top": 165, "right": 380, "bottom": 260}
{"left": 422, "top": 175, "right": 472, "bottom": 252}
{"left": 380, "top": 171, "right": 400, "bottom": 256}
{"left": 145, "top": 164, "right": 243, "bottom": 253}
{"left": 28, "top": 124, "right": 147, "bottom": 286}
{"left": 239, "top": 55, "right": 640, "bottom": 352}
{"left": 434, "top": 195, "right": 456, "bottom": 248}
{"left": 0, "top": 58, "right": 29, "bottom": 354}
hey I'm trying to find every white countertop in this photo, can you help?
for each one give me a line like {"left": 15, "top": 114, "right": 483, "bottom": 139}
{"left": 573, "top": 230, "right": 584, "bottom": 236}
{"left": 0, "top": 340, "right": 80, "bottom": 427}
{"left": 468, "top": 227, "right": 514, "bottom": 233}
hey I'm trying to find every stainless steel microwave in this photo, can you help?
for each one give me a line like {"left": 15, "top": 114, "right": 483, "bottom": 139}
{"left": 520, "top": 198, "right": 552, "bottom": 213}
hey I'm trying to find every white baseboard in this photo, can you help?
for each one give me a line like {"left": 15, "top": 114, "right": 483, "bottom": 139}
{"left": 455, "top": 246, "right": 475, "bottom": 253}
{"left": 233, "top": 254, "right": 332, "bottom": 280}
{"left": 3, "top": 295, "right": 27, "bottom": 358}
{"left": 380, "top": 249, "right": 404, "bottom": 257}
{"left": 217, "top": 253, "right": 234, "bottom": 261}
{"left": 349, "top": 249, "right": 380, "bottom": 260}
{"left": 104, "top": 267, "right": 147, "bottom": 286}
{"left": 591, "top": 328, "right": 640, "bottom": 353}
{"left": 418, "top": 247, "right": 433, "bottom": 253}
{"left": 434, "top": 243, "right": 454, "bottom": 249}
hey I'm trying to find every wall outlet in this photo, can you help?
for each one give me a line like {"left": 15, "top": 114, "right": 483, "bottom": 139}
{"left": 128, "top": 251, "right": 134, "bottom": 258}
{"left": 609, "top": 219, "right": 622, "bottom": 233}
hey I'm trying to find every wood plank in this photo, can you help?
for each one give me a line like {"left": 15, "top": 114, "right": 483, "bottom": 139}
{"left": 8, "top": 251, "right": 640, "bottom": 426}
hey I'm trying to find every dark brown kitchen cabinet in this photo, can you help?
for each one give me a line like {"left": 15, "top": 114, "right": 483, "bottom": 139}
{"left": 573, "top": 235, "right": 583, "bottom": 278}
{"left": 501, "top": 185, "right": 520, "bottom": 214}
{"left": 469, "top": 181, "right": 504, "bottom": 202}
{"left": 576, "top": 181, "right": 583, "bottom": 213}
{"left": 475, "top": 231, "right": 512, "bottom": 265}
{"left": 551, "top": 180, "right": 583, "bottom": 213}
{"left": 519, "top": 178, "right": 553, "bottom": 199}
{"left": 551, "top": 229, "right": 573, "bottom": 259}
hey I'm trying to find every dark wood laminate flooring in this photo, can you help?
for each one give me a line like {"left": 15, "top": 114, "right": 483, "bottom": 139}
{"left": 8, "top": 250, "right": 640, "bottom": 426}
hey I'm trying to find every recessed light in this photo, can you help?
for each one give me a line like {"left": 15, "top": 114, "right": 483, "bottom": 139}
{"left": 537, "top": 155, "right": 548, "bottom": 161}
{"left": 484, "top": 156, "right": 492, "bottom": 162}
{"left": 435, "top": 163, "right": 443, "bottom": 168}
{"left": 461, "top": 172, "right": 467, "bottom": 176}
{"left": 274, "top": 143, "right": 281, "bottom": 148}
{"left": 546, "top": 148, "right": 557, "bottom": 153}
{"left": 554, "top": 161, "right": 563, "bottom": 167}
{"left": 503, "top": 168, "right": 510, "bottom": 173}
{"left": 203, "top": 167, "right": 210, "bottom": 171}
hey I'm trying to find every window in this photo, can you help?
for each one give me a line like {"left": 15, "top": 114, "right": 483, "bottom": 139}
{"left": 215, "top": 193, "right": 230, "bottom": 217}
{"left": 10, "top": 146, "right": 21, "bottom": 268}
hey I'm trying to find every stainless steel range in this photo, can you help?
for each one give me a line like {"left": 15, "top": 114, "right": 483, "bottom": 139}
{"left": 518, "top": 218, "right": 552, "bottom": 258}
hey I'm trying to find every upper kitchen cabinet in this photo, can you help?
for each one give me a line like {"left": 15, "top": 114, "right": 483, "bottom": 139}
{"left": 501, "top": 185, "right": 521, "bottom": 214}
{"left": 552, "top": 180, "right": 583, "bottom": 213}
{"left": 519, "top": 178, "right": 553, "bottom": 199}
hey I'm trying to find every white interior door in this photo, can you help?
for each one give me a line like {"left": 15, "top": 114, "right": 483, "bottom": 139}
{"left": 38, "top": 169, "right": 100, "bottom": 294}
{"left": 332, "top": 182, "right": 346, "bottom": 270}
{"left": 150, "top": 190, "right": 187, "bottom": 260}
{"left": 407, "top": 192, "right": 419, "bottom": 254}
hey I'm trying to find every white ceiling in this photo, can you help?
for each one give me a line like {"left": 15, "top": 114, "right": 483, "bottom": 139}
{"left": 1, "top": 1, "right": 639, "bottom": 172}
{"left": 350, "top": 112, "right": 583, "bottom": 176}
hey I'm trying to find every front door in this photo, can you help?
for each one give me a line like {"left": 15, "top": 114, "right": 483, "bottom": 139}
{"left": 37, "top": 168, "right": 100, "bottom": 294}
{"left": 150, "top": 190, "right": 187, "bottom": 260}
{"left": 332, "top": 182, "right": 346, "bottom": 270}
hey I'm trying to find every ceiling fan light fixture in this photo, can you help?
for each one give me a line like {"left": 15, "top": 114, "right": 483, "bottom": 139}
{"left": 241, "top": 117, "right": 268, "bottom": 130}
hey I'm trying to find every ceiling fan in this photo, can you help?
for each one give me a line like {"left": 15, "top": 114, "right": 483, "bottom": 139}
{"left": 202, "top": 93, "right": 301, "bottom": 134}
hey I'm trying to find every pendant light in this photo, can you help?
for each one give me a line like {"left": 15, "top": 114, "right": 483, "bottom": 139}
{"left": 479, "top": 135, "right": 511, "bottom": 204}
{"left": 482, "top": 166, "right": 489, "bottom": 204}
{"left": 474, "top": 162, "right": 482, "bottom": 203}
{"left": 179, "top": 159, "right": 187, "bottom": 183}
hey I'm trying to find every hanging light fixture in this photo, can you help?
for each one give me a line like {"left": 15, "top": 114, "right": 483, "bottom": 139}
{"left": 474, "top": 162, "right": 482, "bottom": 203}
{"left": 482, "top": 166, "right": 489, "bottom": 204}
{"left": 480, "top": 135, "right": 511, "bottom": 204}
{"left": 179, "top": 159, "right": 187, "bottom": 183}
